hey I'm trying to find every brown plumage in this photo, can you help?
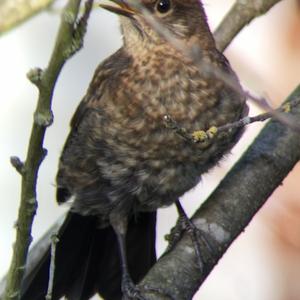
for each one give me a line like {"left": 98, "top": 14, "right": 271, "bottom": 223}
{"left": 57, "top": 1, "right": 247, "bottom": 216}
{"left": 21, "top": 1, "right": 248, "bottom": 299}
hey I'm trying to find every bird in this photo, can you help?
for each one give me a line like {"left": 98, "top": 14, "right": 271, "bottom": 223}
{"left": 20, "top": 0, "right": 248, "bottom": 299}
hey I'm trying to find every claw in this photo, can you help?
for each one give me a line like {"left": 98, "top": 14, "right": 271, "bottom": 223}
{"left": 122, "top": 274, "right": 146, "bottom": 300}
{"left": 166, "top": 200, "right": 216, "bottom": 273}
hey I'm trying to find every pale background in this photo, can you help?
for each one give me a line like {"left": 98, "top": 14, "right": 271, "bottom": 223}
{"left": 1, "top": 0, "right": 300, "bottom": 299}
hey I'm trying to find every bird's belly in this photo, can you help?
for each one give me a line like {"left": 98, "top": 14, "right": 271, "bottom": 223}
{"left": 99, "top": 98, "right": 246, "bottom": 210}
{"left": 109, "top": 122, "right": 242, "bottom": 211}
{"left": 134, "top": 158, "right": 202, "bottom": 211}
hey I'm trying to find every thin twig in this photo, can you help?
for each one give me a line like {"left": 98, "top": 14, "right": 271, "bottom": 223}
{"left": 3, "top": 1, "right": 94, "bottom": 299}
{"left": 45, "top": 235, "right": 59, "bottom": 300}
{"left": 164, "top": 98, "right": 300, "bottom": 144}
{"left": 216, "top": 101, "right": 297, "bottom": 133}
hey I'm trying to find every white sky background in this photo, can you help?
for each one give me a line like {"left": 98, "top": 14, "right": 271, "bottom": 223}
{"left": 1, "top": 1, "right": 300, "bottom": 299}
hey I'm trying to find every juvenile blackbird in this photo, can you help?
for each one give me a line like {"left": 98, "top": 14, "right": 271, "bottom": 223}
{"left": 20, "top": 0, "right": 248, "bottom": 299}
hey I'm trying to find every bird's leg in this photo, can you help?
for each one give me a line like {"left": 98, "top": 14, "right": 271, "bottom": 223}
{"left": 116, "top": 233, "right": 144, "bottom": 300}
{"left": 165, "top": 200, "right": 215, "bottom": 273}
{"left": 110, "top": 214, "right": 146, "bottom": 300}
{"left": 111, "top": 213, "right": 176, "bottom": 300}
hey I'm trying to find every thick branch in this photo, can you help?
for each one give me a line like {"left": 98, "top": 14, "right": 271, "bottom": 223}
{"left": 2, "top": 1, "right": 95, "bottom": 299}
{"left": 214, "top": 0, "right": 283, "bottom": 51}
{"left": 140, "top": 84, "right": 300, "bottom": 299}
{"left": 0, "top": 0, "right": 56, "bottom": 36}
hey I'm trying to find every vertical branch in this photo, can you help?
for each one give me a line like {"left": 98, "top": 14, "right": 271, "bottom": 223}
{"left": 3, "top": 1, "right": 94, "bottom": 299}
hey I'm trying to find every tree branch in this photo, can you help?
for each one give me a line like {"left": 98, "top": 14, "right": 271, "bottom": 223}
{"left": 0, "top": 0, "right": 56, "bottom": 36}
{"left": 3, "top": 1, "right": 94, "bottom": 299}
{"left": 214, "top": 0, "right": 283, "bottom": 51}
{"left": 139, "top": 84, "right": 300, "bottom": 299}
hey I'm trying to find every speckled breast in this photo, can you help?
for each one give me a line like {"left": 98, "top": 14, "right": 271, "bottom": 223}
{"left": 94, "top": 50, "right": 248, "bottom": 210}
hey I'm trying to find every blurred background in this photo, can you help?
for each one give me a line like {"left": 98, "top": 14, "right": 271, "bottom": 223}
{"left": 1, "top": 0, "right": 300, "bottom": 299}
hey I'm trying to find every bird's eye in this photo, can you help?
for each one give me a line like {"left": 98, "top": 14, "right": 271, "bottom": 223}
{"left": 155, "top": 0, "right": 172, "bottom": 14}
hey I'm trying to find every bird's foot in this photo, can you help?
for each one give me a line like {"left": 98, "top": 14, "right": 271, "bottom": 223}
{"left": 122, "top": 274, "right": 145, "bottom": 300}
{"left": 165, "top": 202, "right": 216, "bottom": 273}
{"left": 165, "top": 216, "right": 185, "bottom": 252}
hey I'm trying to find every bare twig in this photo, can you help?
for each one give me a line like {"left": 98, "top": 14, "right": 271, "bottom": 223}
{"left": 3, "top": 1, "right": 94, "bottom": 299}
{"left": 164, "top": 98, "right": 300, "bottom": 144}
{"left": 214, "top": 0, "right": 283, "bottom": 52}
{"left": 45, "top": 234, "right": 59, "bottom": 300}
{"left": 0, "top": 0, "right": 56, "bottom": 36}
{"left": 140, "top": 85, "right": 300, "bottom": 299}
{"left": 0, "top": 215, "right": 67, "bottom": 297}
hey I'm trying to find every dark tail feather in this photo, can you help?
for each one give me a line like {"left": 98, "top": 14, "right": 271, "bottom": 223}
{"left": 20, "top": 211, "right": 157, "bottom": 300}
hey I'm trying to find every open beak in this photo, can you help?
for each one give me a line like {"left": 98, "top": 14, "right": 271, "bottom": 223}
{"left": 99, "top": 0, "right": 136, "bottom": 17}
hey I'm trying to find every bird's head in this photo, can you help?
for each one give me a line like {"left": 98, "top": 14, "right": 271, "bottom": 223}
{"left": 100, "top": 0, "right": 215, "bottom": 51}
